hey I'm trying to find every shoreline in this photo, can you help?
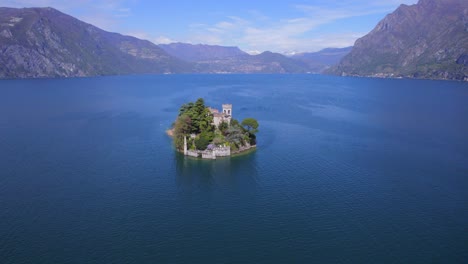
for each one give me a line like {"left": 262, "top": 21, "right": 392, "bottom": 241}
{"left": 166, "top": 128, "right": 174, "bottom": 137}
{"left": 231, "top": 145, "right": 257, "bottom": 157}
{"left": 166, "top": 128, "right": 256, "bottom": 159}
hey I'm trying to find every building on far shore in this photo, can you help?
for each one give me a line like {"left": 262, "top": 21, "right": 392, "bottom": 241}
{"left": 209, "top": 104, "right": 232, "bottom": 127}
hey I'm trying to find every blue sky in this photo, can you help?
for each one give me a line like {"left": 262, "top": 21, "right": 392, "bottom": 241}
{"left": 2, "top": 0, "right": 418, "bottom": 53}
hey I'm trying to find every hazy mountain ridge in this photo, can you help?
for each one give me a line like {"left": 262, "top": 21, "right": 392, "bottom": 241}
{"left": 291, "top": 47, "right": 352, "bottom": 73}
{"left": 0, "top": 7, "right": 191, "bottom": 78}
{"left": 329, "top": 0, "right": 468, "bottom": 81}
{"left": 159, "top": 43, "right": 247, "bottom": 62}
{"left": 160, "top": 42, "right": 311, "bottom": 73}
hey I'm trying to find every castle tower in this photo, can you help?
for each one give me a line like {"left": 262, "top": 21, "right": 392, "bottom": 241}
{"left": 222, "top": 104, "right": 232, "bottom": 116}
{"left": 184, "top": 136, "right": 187, "bottom": 155}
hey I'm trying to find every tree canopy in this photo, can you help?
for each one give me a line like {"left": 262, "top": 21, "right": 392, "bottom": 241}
{"left": 241, "top": 118, "right": 259, "bottom": 134}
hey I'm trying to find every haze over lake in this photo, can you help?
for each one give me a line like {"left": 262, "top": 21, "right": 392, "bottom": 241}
{"left": 1, "top": 75, "right": 467, "bottom": 263}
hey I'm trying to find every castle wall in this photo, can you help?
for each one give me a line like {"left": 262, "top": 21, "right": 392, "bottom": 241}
{"left": 201, "top": 151, "right": 216, "bottom": 159}
{"left": 211, "top": 103, "right": 232, "bottom": 127}
{"left": 213, "top": 116, "right": 231, "bottom": 127}
{"left": 213, "top": 116, "right": 221, "bottom": 127}
{"left": 214, "top": 147, "right": 230, "bottom": 157}
{"left": 186, "top": 150, "right": 199, "bottom": 158}
{"left": 184, "top": 146, "right": 231, "bottom": 159}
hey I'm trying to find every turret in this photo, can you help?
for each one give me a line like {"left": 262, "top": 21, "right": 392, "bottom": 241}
{"left": 222, "top": 104, "right": 232, "bottom": 116}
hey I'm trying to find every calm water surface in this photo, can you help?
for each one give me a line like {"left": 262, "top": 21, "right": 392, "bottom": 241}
{"left": 0, "top": 75, "right": 467, "bottom": 263}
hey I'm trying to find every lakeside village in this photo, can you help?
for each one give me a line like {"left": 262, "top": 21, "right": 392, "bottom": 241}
{"left": 168, "top": 98, "right": 258, "bottom": 159}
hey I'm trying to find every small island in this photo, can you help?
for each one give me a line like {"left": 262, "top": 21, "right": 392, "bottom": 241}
{"left": 168, "top": 98, "right": 258, "bottom": 159}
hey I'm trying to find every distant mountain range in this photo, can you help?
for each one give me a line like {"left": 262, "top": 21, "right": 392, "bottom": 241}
{"left": 160, "top": 43, "right": 328, "bottom": 74}
{"left": 159, "top": 43, "right": 247, "bottom": 62}
{"left": 291, "top": 47, "right": 352, "bottom": 73}
{"left": 0, "top": 7, "right": 349, "bottom": 78}
{"left": 329, "top": 0, "right": 468, "bottom": 81}
{"left": 2, "top": 1, "right": 466, "bottom": 80}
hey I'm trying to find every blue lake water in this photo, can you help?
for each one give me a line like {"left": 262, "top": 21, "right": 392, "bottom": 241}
{"left": 0, "top": 74, "right": 467, "bottom": 263}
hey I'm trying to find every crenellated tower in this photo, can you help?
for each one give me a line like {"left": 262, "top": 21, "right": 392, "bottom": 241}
{"left": 222, "top": 104, "right": 232, "bottom": 116}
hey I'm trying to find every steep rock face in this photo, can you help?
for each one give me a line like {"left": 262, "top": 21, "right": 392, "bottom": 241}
{"left": 0, "top": 7, "right": 190, "bottom": 78}
{"left": 330, "top": 0, "right": 468, "bottom": 81}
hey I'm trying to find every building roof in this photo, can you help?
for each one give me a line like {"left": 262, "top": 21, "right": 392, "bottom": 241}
{"left": 208, "top": 107, "right": 219, "bottom": 113}
{"left": 213, "top": 112, "right": 225, "bottom": 118}
{"left": 210, "top": 105, "right": 232, "bottom": 118}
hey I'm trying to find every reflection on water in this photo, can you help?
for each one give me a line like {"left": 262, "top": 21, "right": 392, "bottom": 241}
{"left": 175, "top": 151, "right": 260, "bottom": 193}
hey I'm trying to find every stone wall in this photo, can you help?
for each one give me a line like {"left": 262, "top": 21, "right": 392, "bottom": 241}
{"left": 184, "top": 146, "right": 231, "bottom": 159}
{"left": 214, "top": 147, "right": 230, "bottom": 157}
{"left": 201, "top": 151, "right": 215, "bottom": 159}
{"left": 186, "top": 150, "right": 199, "bottom": 158}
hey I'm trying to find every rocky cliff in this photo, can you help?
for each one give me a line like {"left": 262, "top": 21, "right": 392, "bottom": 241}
{"left": 329, "top": 0, "right": 468, "bottom": 81}
{"left": 0, "top": 7, "right": 191, "bottom": 78}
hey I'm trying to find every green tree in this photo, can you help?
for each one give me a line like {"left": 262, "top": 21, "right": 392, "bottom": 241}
{"left": 241, "top": 118, "right": 259, "bottom": 134}
{"left": 194, "top": 98, "right": 205, "bottom": 114}
{"left": 230, "top": 118, "right": 240, "bottom": 127}
{"left": 178, "top": 102, "right": 194, "bottom": 116}
{"left": 195, "top": 131, "right": 214, "bottom": 150}
{"left": 173, "top": 114, "right": 192, "bottom": 150}
{"left": 174, "top": 114, "right": 192, "bottom": 134}
{"left": 195, "top": 136, "right": 210, "bottom": 150}
{"left": 226, "top": 125, "right": 245, "bottom": 146}
{"left": 180, "top": 98, "right": 214, "bottom": 134}
{"left": 198, "top": 107, "right": 214, "bottom": 133}
{"left": 218, "top": 121, "right": 229, "bottom": 135}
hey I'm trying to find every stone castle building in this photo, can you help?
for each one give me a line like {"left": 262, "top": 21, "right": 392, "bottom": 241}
{"left": 209, "top": 104, "right": 232, "bottom": 127}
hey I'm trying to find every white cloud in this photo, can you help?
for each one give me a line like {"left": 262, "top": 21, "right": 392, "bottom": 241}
{"left": 188, "top": 0, "right": 418, "bottom": 52}
{"left": 1, "top": 0, "right": 419, "bottom": 52}
{"left": 153, "top": 36, "right": 176, "bottom": 44}
{"left": 246, "top": 50, "right": 262, "bottom": 55}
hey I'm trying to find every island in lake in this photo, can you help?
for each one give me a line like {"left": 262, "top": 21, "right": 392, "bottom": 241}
{"left": 168, "top": 98, "right": 258, "bottom": 159}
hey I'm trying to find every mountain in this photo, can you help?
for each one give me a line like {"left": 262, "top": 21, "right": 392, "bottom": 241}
{"left": 159, "top": 43, "right": 247, "bottom": 62}
{"left": 329, "top": 0, "right": 468, "bottom": 81}
{"left": 194, "top": 51, "right": 311, "bottom": 74}
{"left": 0, "top": 7, "right": 191, "bottom": 78}
{"left": 291, "top": 47, "right": 352, "bottom": 73}
{"left": 191, "top": 50, "right": 311, "bottom": 74}
{"left": 244, "top": 51, "right": 311, "bottom": 73}
{"left": 0, "top": 7, "right": 311, "bottom": 78}
{"left": 160, "top": 42, "right": 311, "bottom": 73}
